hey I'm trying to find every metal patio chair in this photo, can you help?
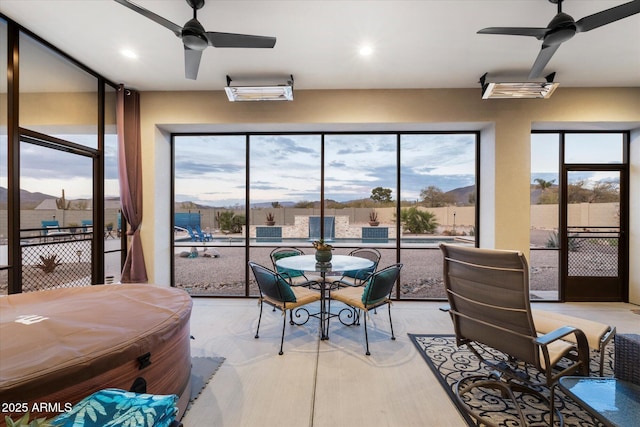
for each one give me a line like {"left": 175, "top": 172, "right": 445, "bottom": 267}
{"left": 440, "top": 244, "right": 590, "bottom": 426}
{"left": 269, "top": 247, "right": 322, "bottom": 287}
{"left": 330, "top": 263, "right": 403, "bottom": 355}
{"left": 249, "top": 261, "right": 321, "bottom": 355}
{"left": 326, "top": 247, "right": 381, "bottom": 288}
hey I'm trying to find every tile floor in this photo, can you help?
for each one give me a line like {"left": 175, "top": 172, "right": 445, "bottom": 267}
{"left": 183, "top": 297, "right": 639, "bottom": 427}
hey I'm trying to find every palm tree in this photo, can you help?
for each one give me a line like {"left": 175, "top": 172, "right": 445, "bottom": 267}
{"left": 534, "top": 178, "right": 555, "bottom": 192}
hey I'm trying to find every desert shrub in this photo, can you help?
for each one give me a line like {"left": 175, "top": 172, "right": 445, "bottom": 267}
{"left": 218, "top": 211, "right": 245, "bottom": 233}
{"left": 545, "top": 230, "right": 581, "bottom": 251}
{"left": 400, "top": 207, "right": 438, "bottom": 234}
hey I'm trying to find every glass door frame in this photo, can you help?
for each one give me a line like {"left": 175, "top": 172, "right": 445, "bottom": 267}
{"left": 560, "top": 163, "right": 629, "bottom": 302}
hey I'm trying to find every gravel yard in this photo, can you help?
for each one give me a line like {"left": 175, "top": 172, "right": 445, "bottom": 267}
{"left": 174, "top": 230, "right": 563, "bottom": 299}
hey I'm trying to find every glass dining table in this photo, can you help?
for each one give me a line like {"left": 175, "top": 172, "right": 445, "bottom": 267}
{"left": 275, "top": 254, "right": 374, "bottom": 340}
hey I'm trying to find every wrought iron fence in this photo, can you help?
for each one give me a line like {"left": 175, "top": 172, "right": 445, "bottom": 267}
{"left": 20, "top": 227, "right": 92, "bottom": 292}
{"left": 567, "top": 228, "right": 619, "bottom": 277}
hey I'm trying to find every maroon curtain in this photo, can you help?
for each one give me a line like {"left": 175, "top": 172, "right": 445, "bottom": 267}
{"left": 116, "top": 85, "right": 148, "bottom": 283}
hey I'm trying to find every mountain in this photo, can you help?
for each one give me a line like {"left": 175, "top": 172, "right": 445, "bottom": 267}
{"left": 0, "top": 187, "right": 56, "bottom": 203}
{"left": 445, "top": 185, "right": 476, "bottom": 206}
{"left": 0, "top": 186, "right": 57, "bottom": 208}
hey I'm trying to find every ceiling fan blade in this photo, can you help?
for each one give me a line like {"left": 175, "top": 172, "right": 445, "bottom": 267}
{"left": 528, "top": 43, "right": 560, "bottom": 79}
{"left": 113, "top": 0, "right": 182, "bottom": 37}
{"left": 576, "top": 0, "right": 640, "bottom": 32}
{"left": 184, "top": 46, "right": 203, "bottom": 80}
{"left": 205, "top": 32, "right": 276, "bottom": 48}
{"left": 478, "top": 27, "right": 548, "bottom": 39}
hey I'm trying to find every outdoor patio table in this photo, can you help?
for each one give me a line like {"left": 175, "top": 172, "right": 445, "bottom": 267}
{"left": 275, "top": 254, "right": 374, "bottom": 340}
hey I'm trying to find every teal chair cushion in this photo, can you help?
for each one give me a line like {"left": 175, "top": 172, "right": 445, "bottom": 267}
{"left": 361, "top": 267, "right": 397, "bottom": 306}
{"left": 275, "top": 276, "right": 297, "bottom": 303}
{"left": 52, "top": 388, "right": 178, "bottom": 427}
{"left": 343, "top": 265, "right": 375, "bottom": 280}
{"left": 272, "top": 251, "right": 304, "bottom": 278}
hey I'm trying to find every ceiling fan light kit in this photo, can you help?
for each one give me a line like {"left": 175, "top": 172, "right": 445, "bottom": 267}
{"left": 225, "top": 75, "right": 294, "bottom": 102}
{"left": 479, "top": 72, "right": 559, "bottom": 99}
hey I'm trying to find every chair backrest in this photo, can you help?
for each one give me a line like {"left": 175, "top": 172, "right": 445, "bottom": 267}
{"left": 361, "top": 263, "right": 403, "bottom": 306}
{"left": 249, "top": 262, "right": 296, "bottom": 303}
{"left": 41, "top": 220, "right": 60, "bottom": 236}
{"left": 344, "top": 248, "right": 381, "bottom": 279}
{"left": 270, "top": 247, "right": 305, "bottom": 278}
{"left": 440, "top": 244, "right": 540, "bottom": 367}
{"left": 195, "top": 225, "right": 208, "bottom": 239}
{"left": 186, "top": 225, "right": 199, "bottom": 241}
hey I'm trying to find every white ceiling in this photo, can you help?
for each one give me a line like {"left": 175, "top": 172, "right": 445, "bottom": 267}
{"left": 1, "top": 0, "right": 639, "bottom": 92}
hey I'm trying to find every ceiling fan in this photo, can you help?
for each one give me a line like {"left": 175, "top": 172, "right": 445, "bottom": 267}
{"left": 113, "top": 0, "right": 276, "bottom": 80}
{"left": 478, "top": 0, "right": 640, "bottom": 79}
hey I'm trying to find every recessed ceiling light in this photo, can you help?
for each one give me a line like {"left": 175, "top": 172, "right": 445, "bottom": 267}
{"left": 359, "top": 45, "right": 373, "bottom": 56}
{"left": 121, "top": 49, "right": 138, "bottom": 59}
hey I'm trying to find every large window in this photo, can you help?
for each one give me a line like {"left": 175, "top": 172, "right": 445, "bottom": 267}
{"left": 2, "top": 16, "right": 118, "bottom": 294}
{"left": 173, "top": 135, "right": 247, "bottom": 295}
{"left": 19, "top": 141, "right": 94, "bottom": 292}
{"left": 400, "top": 134, "right": 477, "bottom": 298}
{"left": 173, "top": 132, "right": 478, "bottom": 299}
{"left": 19, "top": 32, "right": 99, "bottom": 148}
{"left": 530, "top": 133, "right": 561, "bottom": 298}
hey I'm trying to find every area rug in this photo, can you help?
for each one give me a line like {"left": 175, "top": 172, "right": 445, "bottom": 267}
{"left": 409, "top": 334, "right": 614, "bottom": 426}
{"left": 189, "top": 356, "right": 225, "bottom": 405}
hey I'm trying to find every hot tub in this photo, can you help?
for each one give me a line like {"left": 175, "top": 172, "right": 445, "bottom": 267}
{"left": 0, "top": 284, "right": 192, "bottom": 424}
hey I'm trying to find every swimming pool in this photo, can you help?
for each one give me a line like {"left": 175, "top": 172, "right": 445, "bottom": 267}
{"left": 175, "top": 236, "right": 468, "bottom": 247}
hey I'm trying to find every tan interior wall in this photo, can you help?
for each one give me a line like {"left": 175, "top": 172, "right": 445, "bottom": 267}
{"left": 630, "top": 129, "right": 640, "bottom": 304}
{"left": 19, "top": 92, "right": 98, "bottom": 126}
{"left": 137, "top": 87, "right": 640, "bottom": 299}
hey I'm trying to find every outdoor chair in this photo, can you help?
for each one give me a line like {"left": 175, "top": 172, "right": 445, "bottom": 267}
{"left": 40, "top": 220, "right": 71, "bottom": 241}
{"left": 269, "top": 247, "right": 322, "bottom": 287}
{"left": 330, "top": 263, "right": 403, "bottom": 355}
{"left": 195, "top": 225, "right": 212, "bottom": 242}
{"left": 326, "top": 248, "right": 381, "bottom": 288}
{"left": 440, "top": 244, "right": 590, "bottom": 427}
{"left": 186, "top": 225, "right": 200, "bottom": 242}
{"left": 532, "top": 309, "right": 615, "bottom": 376}
{"left": 249, "top": 261, "right": 321, "bottom": 355}
{"left": 81, "top": 219, "right": 93, "bottom": 234}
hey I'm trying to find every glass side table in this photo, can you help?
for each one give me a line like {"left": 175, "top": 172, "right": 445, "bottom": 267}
{"left": 558, "top": 376, "right": 640, "bottom": 427}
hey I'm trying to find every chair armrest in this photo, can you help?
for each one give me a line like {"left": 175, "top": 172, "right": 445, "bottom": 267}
{"left": 535, "top": 325, "right": 590, "bottom": 376}
{"left": 535, "top": 325, "right": 583, "bottom": 346}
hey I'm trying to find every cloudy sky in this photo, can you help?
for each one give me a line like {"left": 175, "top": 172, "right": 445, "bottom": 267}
{"left": 174, "top": 133, "right": 477, "bottom": 207}
{"left": 531, "top": 133, "right": 623, "bottom": 188}
{"left": 2, "top": 132, "right": 623, "bottom": 205}
{"left": 0, "top": 134, "right": 119, "bottom": 200}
